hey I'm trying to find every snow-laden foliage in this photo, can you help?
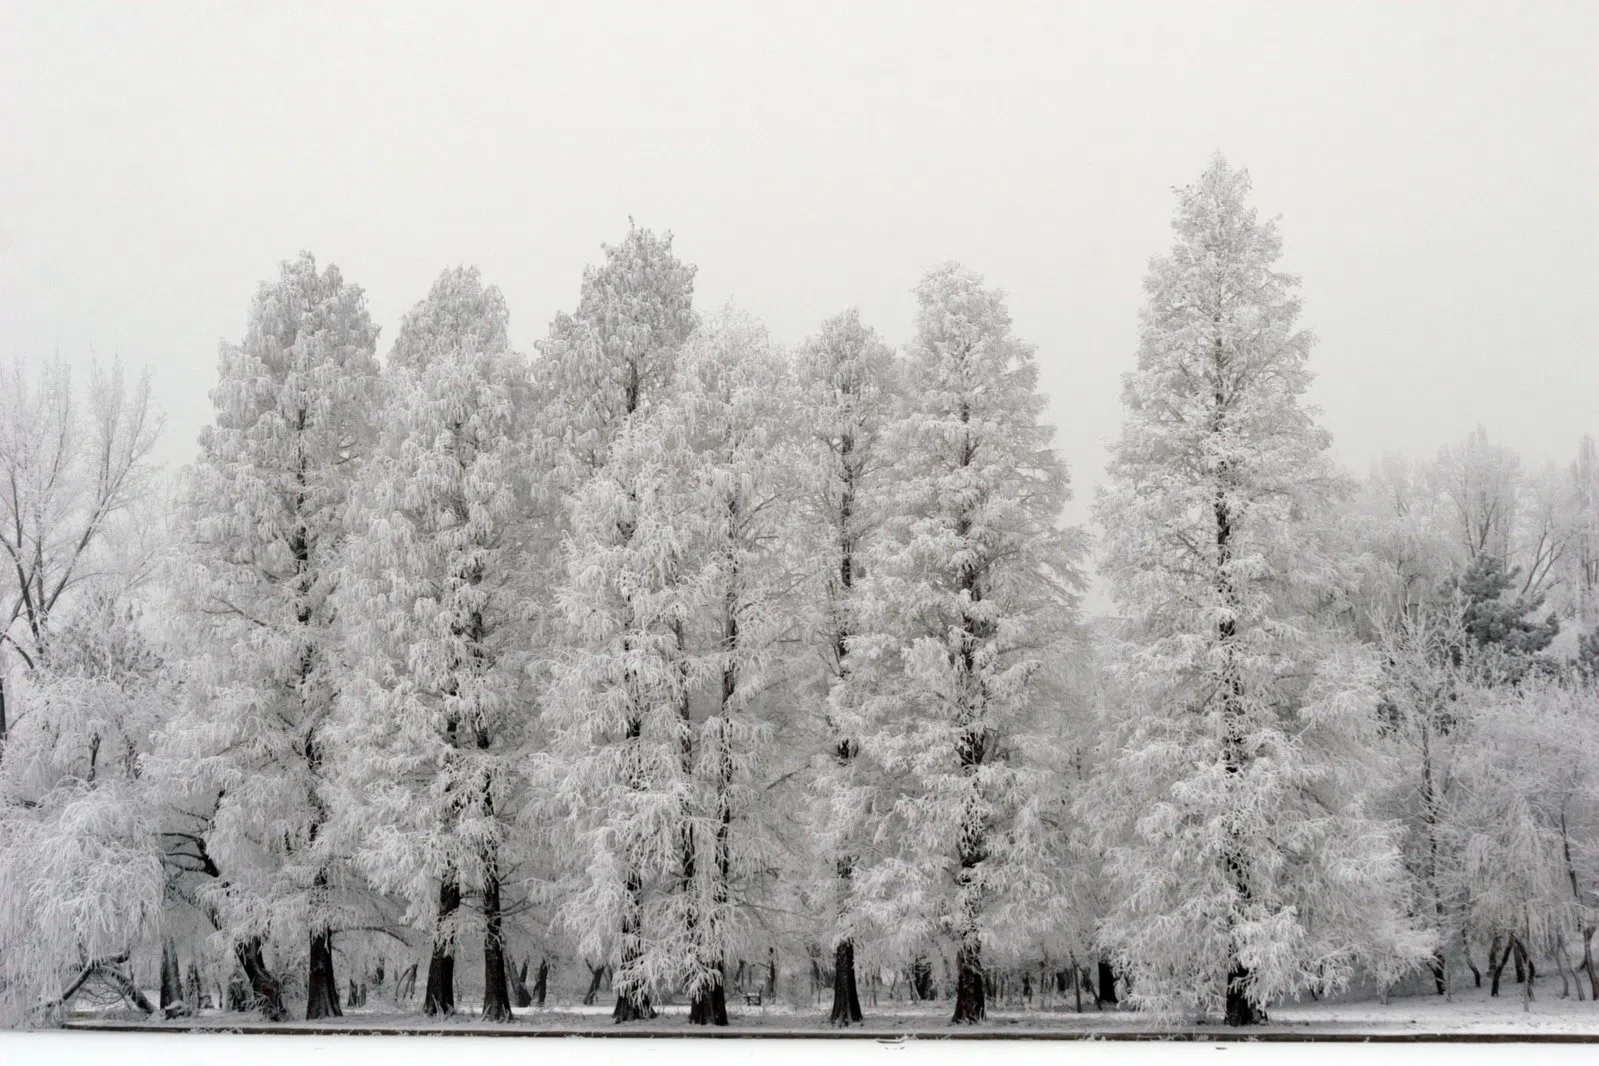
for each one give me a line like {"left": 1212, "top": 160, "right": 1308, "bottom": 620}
{"left": 0, "top": 589, "right": 169, "bottom": 1025}
{"left": 1450, "top": 679, "right": 1599, "bottom": 1000}
{"left": 840, "top": 263, "right": 1082, "bottom": 1022}
{"left": 533, "top": 224, "right": 699, "bottom": 488}
{"left": 0, "top": 357, "right": 162, "bottom": 669}
{"left": 534, "top": 225, "right": 701, "bottom": 1019}
{"left": 666, "top": 307, "right": 806, "bottom": 1021}
{"left": 1088, "top": 157, "right": 1431, "bottom": 1023}
{"left": 792, "top": 308, "right": 898, "bottom": 1024}
{"left": 154, "top": 253, "right": 381, "bottom": 1019}
{"left": 333, "top": 266, "right": 536, "bottom": 1019}
{"left": 542, "top": 398, "right": 714, "bottom": 1010}
{"left": 1370, "top": 596, "right": 1487, "bottom": 995}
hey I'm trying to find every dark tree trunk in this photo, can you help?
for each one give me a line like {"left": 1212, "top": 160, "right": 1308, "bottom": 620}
{"left": 306, "top": 925, "right": 343, "bottom": 1020}
{"left": 829, "top": 939, "right": 864, "bottom": 1025}
{"left": 766, "top": 947, "right": 778, "bottom": 997}
{"left": 234, "top": 937, "right": 287, "bottom": 1021}
{"left": 1490, "top": 934, "right": 1510, "bottom": 997}
{"left": 951, "top": 941, "right": 985, "bottom": 1024}
{"left": 583, "top": 963, "right": 605, "bottom": 1006}
{"left": 612, "top": 989, "right": 655, "bottom": 1022}
{"left": 612, "top": 864, "right": 656, "bottom": 1024}
{"left": 509, "top": 956, "right": 533, "bottom": 1008}
{"left": 1513, "top": 937, "right": 1528, "bottom": 983}
{"left": 911, "top": 955, "right": 936, "bottom": 1000}
{"left": 1073, "top": 966, "right": 1083, "bottom": 1013}
{"left": 1224, "top": 962, "right": 1267, "bottom": 1026}
{"left": 534, "top": 958, "right": 549, "bottom": 1008}
{"left": 395, "top": 962, "right": 418, "bottom": 1004}
{"left": 99, "top": 964, "right": 156, "bottom": 1015}
{"left": 1429, "top": 950, "right": 1448, "bottom": 995}
{"left": 481, "top": 858, "right": 513, "bottom": 1022}
{"left": 160, "top": 941, "right": 187, "bottom": 1018}
{"left": 424, "top": 878, "right": 461, "bottom": 1015}
{"left": 1464, "top": 929, "right": 1483, "bottom": 988}
{"left": 1096, "top": 958, "right": 1119, "bottom": 1005}
{"left": 689, "top": 962, "right": 730, "bottom": 1026}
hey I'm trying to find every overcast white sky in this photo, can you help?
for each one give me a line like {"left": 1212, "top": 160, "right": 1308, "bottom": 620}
{"left": 2, "top": 1, "right": 1595, "bottom": 541}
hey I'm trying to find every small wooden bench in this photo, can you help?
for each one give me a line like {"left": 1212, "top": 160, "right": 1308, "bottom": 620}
{"left": 742, "top": 990, "right": 762, "bottom": 1007}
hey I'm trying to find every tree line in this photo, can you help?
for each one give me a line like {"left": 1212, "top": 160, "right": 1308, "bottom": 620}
{"left": 1, "top": 157, "right": 1596, "bottom": 1028}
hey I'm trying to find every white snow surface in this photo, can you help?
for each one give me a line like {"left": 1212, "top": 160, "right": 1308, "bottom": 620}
{"left": 5, "top": 988, "right": 1598, "bottom": 1066}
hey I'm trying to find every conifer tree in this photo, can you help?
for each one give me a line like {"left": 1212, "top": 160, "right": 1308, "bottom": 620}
{"left": 1090, "top": 158, "right": 1428, "bottom": 1024}
{"left": 843, "top": 264, "right": 1080, "bottom": 1024}
{"left": 161, "top": 253, "right": 380, "bottom": 1020}
{"left": 536, "top": 224, "right": 698, "bottom": 1023}
{"left": 669, "top": 307, "right": 799, "bottom": 1024}
{"left": 795, "top": 309, "right": 896, "bottom": 1025}
{"left": 336, "top": 267, "right": 533, "bottom": 1021}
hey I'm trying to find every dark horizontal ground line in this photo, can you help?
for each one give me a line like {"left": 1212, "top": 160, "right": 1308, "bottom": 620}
{"left": 58, "top": 1022, "right": 1599, "bottom": 1043}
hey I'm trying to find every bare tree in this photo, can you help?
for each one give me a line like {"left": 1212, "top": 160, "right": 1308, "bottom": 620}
{"left": 0, "top": 356, "right": 162, "bottom": 752}
{"left": 1433, "top": 425, "right": 1522, "bottom": 565}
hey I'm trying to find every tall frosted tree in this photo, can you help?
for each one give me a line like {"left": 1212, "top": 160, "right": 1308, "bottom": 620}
{"left": 794, "top": 309, "right": 896, "bottom": 1025}
{"left": 667, "top": 306, "right": 799, "bottom": 1024}
{"left": 1089, "top": 158, "right": 1427, "bottom": 1025}
{"left": 535, "top": 224, "right": 698, "bottom": 1023}
{"left": 160, "top": 253, "right": 380, "bottom": 1020}
{"left": 842, "top": 264, "right": 1080, "bottom": 1024}
{"left": 335, "top": 267, "right": 533, "bottom": 1021}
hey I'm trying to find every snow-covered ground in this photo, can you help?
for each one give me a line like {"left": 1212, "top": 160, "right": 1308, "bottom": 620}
{"left": 37, "top": 982, "right": 1599, "bottom": 1037}
{"left": 4, "top": 988, "right": 1596, "bottom": 1066}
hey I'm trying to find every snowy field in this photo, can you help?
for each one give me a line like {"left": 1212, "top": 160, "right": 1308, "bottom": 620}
{"left": 6, "top": 994, "right": 1599, "bottom": 1066}
{"left": 34, "top": 984, "right": 1599, "bottom": 1038}
{"left": 10, "top": 1033, "right": 1596, "bottom": 1066}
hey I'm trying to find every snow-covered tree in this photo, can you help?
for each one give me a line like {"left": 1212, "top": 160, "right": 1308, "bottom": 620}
{"left": 0, "top": 587, "right": 170, "bottom": 1025}
{"left": 1088, "top": 157, "right": 1429, "bottom": 1025}
{"left": 543, "top": 403, "right": 712, "bottom": 1020}
{"left": 1436, "top": 426, "right": 1523, "bottom": 568}
{"left": 334, "top": 267, "right": 535, "bottom": 1021}
{"left": 793, "top": 308, "right": 897, "bottom": 1025}
{"left": 840, "top": 263, "right": 1081, "bottom": 1023}
{"left": 534, "top": 224, "right": 699, "bottom": 1023}
{"left": 1450, "top": 678, "right": 1599, "bottom": 1003}
{"left": 1372, "top": 596, "right": 1481, "bottom": 995}
{"left": 1354, "top": 455, "right": 1459, "bottom": 627}
{"left": 664, "top": 306, "right": 802, "bottom": 1024}
{"left": 157, "top": 252, "right": 380, "bottom": 1020}
{"left": 533, "top": 221, "right": 699, "bottom": 491}
{"left": 0, "top": 357, "right": 161, "bottom": 759}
